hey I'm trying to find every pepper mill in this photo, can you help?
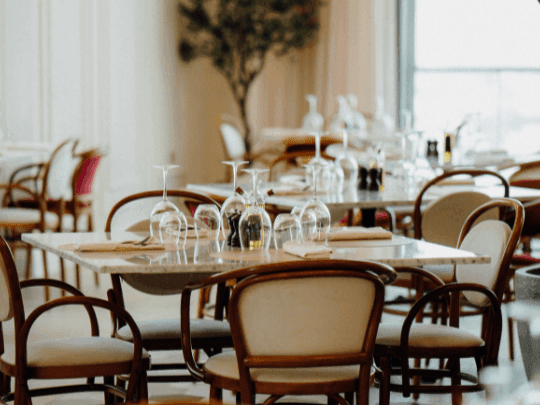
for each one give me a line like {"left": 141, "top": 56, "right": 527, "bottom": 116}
{"left": 358, "top": 166, "right": 369, "bottom": 190}
{"left": 368, "top": 168, "right": 380, "bottom": 192}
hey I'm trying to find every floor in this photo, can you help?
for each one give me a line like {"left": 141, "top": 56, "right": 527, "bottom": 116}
{"left": 1, "top": 248, "right": 529, "bottom": 405}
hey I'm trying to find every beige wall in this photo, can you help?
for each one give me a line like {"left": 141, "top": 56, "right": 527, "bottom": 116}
{"left": 0, "top": 0, "right": 398, "bottom": 229}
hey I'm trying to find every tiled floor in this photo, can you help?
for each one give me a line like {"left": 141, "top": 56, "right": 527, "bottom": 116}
{"left": 1, "top": 250, "right": 529, "bottom": 405}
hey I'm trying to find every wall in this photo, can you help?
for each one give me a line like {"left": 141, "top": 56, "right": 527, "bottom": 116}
{"left": 0, "top": 0, "right": 398, "bottom": 229}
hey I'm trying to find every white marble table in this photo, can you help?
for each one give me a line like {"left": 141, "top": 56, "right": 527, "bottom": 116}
{"left": 22, "top": 232, "right": 490, "bottom": 283}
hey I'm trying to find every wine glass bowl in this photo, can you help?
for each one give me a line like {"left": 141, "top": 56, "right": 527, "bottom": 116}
{"left": 220, "top": 161, "right": 249, "bottom": 240}
{"left": 299, "top": 164, "right": 331, "bottom": 241}
{"left": 334, "top": 131, "right": 359, "bottom": 186}
{"left": 194, "top": 204, "right": 221, "bottom": 240}
{"left": 242, "top": 168, "right": 269, "bottom": 207}
{"left": 158, "top": 211, "right": 188, "bottom": 248}
{"left": 150, "top": 165, "right": 180, "bottom": 237}
{"left": 273, "top": 213, "right": 302, "bottom": 249}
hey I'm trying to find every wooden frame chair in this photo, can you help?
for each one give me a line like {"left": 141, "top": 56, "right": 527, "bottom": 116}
{"left": 180, "top": 260, "right": 397, "bottom": 405}
{"left": 105, "top": 189, "right": 233, "bottom": 385}
{"left": 0, "top": 234, "right": 150, "bottom": 404}
{"left": 375, "top": 198, "right": 524, "bottom": 405}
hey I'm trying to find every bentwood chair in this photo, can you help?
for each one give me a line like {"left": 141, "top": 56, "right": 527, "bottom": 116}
{"left": 105, "top": 190, "right": 233, "bottom": 385}
{"left": 181, "top": 260, "right": 396, "bottom": 405}
{"left": 375, "top": 198, "right": 524, "bottom": 405}
{"left": 2, "top": 138, "right": 79, "bottom": 299}
{"left": 0, "top": 234, "right": 150, "bottom": 404}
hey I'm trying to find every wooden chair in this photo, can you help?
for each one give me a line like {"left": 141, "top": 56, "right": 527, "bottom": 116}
{"left": 180, "top": 260, "right": 396, "bottom": 405}
{"left": 217, "top": 114, "right": 276, "bottom": 182}
{"left": 2, "top": 138, "right": 79, "bottom": 298}
{"left": 375, "top": 198, "right": 524, "bottom": 405}
{"left": 105, "top": 190, "right": 233, "bottom": 385}
{"left": 507, "top": 159, "right": 540, "bottom": 189}
{"left": 0, "top": 234, "right": 150, "bottom": 404}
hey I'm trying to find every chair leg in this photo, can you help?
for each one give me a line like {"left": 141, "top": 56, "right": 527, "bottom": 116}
{"left": 210, "top": 386, "right": 223, "bottom": 405}
{"left": 137, "top": 371, "right": 148, "bottom": 402}
{"left": 508, "top": 316, "right": 515, "bottom": 361}
{"left": 60, "top": 258, "right": 66, "bottom": 296}
{"left": 344, "top": 391, "right": 354, "bottom": 405}
{"left": 41, "top": 249, "right": 49, "bottom": 301}
{"left": 378, "top": 356, "right": 391, "bottom": 405}
{"left": 24, "top": 245, "right": 32, "bottom": 280}
{"left": 103, "top": 376, "right": 115, "bottom": 404}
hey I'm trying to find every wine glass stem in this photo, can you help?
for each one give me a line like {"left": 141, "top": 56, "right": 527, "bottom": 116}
{"left": 252, "top": 172, "right": 257, "bottom": 202}
{"left": 312, "top": 167, "right": 318, "bottom": 200}
{"left": 232, "top": 163, "right": 238, "bottom": 190}
{"left": 162, "top": 168, "right": 169, "bottom": 201}
{"left": 315, "top": 133, "right": 321, "bottom": 160}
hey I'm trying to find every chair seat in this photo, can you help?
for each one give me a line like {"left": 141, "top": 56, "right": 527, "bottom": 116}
{"left": 117, "top": 318, "right": 231, "bottom": 342}
{"left": 204, "top": 350, "right": 361, "bottom": 384}
{"left": 1, "top": 337, "right": 150, "bottom": 368}
{"left": 376, "top": 323, "right": 484, "bottom": 348}
{"left": 0, "top": 207, "right": 59, "bottom": 230}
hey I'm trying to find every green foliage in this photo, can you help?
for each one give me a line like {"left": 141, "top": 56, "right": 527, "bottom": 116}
{"left": 178, "top": 0, "right": 321, "bottom": 152}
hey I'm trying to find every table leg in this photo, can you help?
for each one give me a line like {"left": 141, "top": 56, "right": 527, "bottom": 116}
{"left": 361, "top": 208, "right": 377, "bottom": 228}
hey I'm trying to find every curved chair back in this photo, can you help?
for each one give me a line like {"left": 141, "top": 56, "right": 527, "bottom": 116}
{"left": 414, "top": 169, "right": 510, "bottom": 247}
{"left": 0, "top": 236, "right": 23, "bottom": 325}
{"left": 41, "top": 138, "right": 79, "bottom": 201}
{"left": 455, "top": 198, "right": 524, "bottom": 306}
{"left": 105, "top": 190, "right": 221, "bottom": 298}
{"left": 217, "top": 114, "right": 246, "bottom": 161}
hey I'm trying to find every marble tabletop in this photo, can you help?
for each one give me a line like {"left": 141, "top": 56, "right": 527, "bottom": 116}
{"left": 187, "top": 181, "right": 540, "bottom": 211}
{"left": 22, "top": 232, "right": 490, "bottom": 280}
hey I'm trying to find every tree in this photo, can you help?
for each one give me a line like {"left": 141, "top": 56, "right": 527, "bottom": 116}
{"left": 178, "top": 0, "right": 321, "bottom": 153}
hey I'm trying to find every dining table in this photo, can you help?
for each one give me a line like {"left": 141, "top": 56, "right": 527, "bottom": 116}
{"left": 21, "top": 231, "right": 491, "bottom": 286}
{"left": 187, "top": 180, "right": 540, "bottom": 227}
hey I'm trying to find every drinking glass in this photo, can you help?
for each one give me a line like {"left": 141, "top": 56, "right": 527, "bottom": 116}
{"left": 194, "top": 204, "right": 221, "bottom": 240}
{"left": 334, "top": 131, "right": 359, "bottom": 186}
{"left": 220, "top": 161, "right": 249, "bottom": 239}
{"left": 238, "top": 169, "right": 272, "bottom": 251}
{"left": 299, "top": 165, "right": 331, "bottom": 241}
{"left": 242, "top": 168, "right": 269, "bottom": 208}
{"left": 150, "top": 165, "right": 180, "bottom": 237}
{"left": 194, "top": 239, "right": 220, "bottom": 263}
{"left": 273, "top": 213, "right": 301, "bottom": 249}
{"left": 158, "top": 211, "right": 188, "bottom": 248}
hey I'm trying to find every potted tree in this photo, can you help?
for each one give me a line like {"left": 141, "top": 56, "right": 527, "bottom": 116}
{"left": 178, "top": 0, "right": 322, "bottom": 154}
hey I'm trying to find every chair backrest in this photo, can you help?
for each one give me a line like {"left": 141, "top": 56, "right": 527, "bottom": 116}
{"left": 71, "top": 147, "right": 105, "bottom": 200}
{"left": 217, "top": 114, "right": 246, "bottom": 161}
{"left": 508, "top": 160, "right": 540, "bottom": 189}
{"left": 455, "top": 198, "right": 524, "bottom": 307}
{"left": 0, "top": 235, "right": 25, "bottom": 336}
{"left": 105, "top": 190, "right": 221, "bottom": 297}
{"left": 224, "top": 260, "right": 389, "bottom": 399}
{"left": 42, "top": 138, "right": 79, "bottom": 200}
{"left": 414, "top": 169, "right": 510, "bottom": 247}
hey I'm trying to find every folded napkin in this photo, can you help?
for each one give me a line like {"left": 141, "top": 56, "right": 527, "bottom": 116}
{"left": 269, "top": 184, "right": 312, "bottom": 196}
{"left": 319, "top": 226, "right": 393, "bottom": 241}
{"left": 76, "top": 237, "right": 165, "bottom": 252}
{"left": 282, "top": 240, "right": 333, "bottom": 259}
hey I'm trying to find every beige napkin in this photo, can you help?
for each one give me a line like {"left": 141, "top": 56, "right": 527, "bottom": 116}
{"left": 321, "top": 226, "right": 393, "bottom": 241}
{"left": 270, "top": 184, "right": 312, "bottom": 196}
{"left": 283, "top": 240, "right": 333, "bottom": 259}
{"left": 76, "top": 237, "right": 165, "bottom": 252}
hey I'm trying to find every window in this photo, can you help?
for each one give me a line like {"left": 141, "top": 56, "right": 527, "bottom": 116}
{"left": 400, "top": 0, "right": 540, "bottom": 156}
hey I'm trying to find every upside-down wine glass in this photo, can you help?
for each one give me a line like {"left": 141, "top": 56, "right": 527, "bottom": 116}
{"left": 220, "top": 161, "right": 249, "bottom": 239}
{"left": 299, "top": 164, "right": 331, "bottom": 242}
{"left": 238, "top": 168, "right": 272, "bottom": 251}
{"left": 334, "top": 131, "right": 358, "bottom": 187}
{"left": 150, "top": 165, "right": 181, "bottom": 238}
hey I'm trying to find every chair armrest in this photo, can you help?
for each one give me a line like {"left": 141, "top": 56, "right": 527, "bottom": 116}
{"left": 20, "top": 279, "right": 99, "bottom": 335}
{"left": 17, "top": 296, "right": 145, "bottom": 401}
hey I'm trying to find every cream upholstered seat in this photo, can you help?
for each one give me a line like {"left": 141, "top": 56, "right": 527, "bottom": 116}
{"left": 105, "top": 189, "right": 233, "bottom": 385}
{"left": 0, "top": 234, "right": 150, "bottom": 404}
{"left": 180, "top": 260, "right": 396, "bottom": 405}
{"left": 375, "top": 198, "right": 524, "bottom": 405}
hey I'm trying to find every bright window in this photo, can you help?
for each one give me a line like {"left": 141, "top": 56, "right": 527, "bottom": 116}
{"left": 401, "top": 0, "right": 540, "bottom": 156}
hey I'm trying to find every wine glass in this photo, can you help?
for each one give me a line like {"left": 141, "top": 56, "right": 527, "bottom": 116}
{"left": 273, "top": 213, "right": 301, "bottom": 249}
{"left": 220, "top": 161, "right": 249, "bottom": 239}
{"left": 306, "top": 131, "right": 330, "bottom": 168}
{"left": 150, "top": 165, "right": 180, "bottom": 237}
{"left": 194, "top": 204, "right": 221, "bottom": 240}
{"left": 299, "top": 164, "right": 331, "bottom": 242}
{"left": 242, "top": 168, "right": 269, "bottom": 208}
{"left": 334, "top": 131, "right": 358, "bottom": 187}
{"left": 159, "top": 211, "right": 188, "bottom": 248}
{"left": 238, "top": 169, "right": 272, "bottom": 251}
